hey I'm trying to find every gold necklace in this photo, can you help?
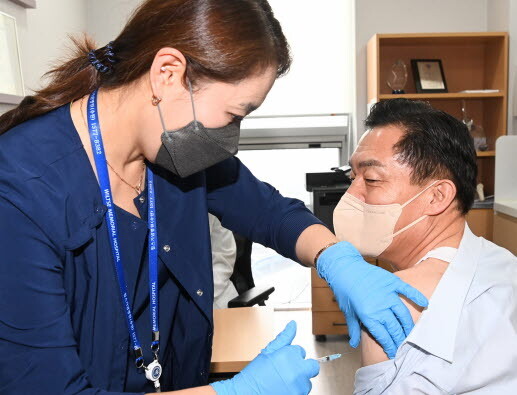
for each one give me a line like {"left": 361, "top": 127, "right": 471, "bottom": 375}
{"left": 107, "top": 160, "right": 146, "bottom": 195}
{"left": 76, "top": 96, "right": 146, "bottom": 195}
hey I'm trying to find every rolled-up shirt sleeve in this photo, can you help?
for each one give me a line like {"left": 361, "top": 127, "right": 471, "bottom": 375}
{"left": 206, "top": 157, "right": 326, "bottom": 263}
{"left": 354, "top": 361, "right": 394, "bottom": 394}
{"left": 0, "top": 197, "right": 142, "bottom": 395}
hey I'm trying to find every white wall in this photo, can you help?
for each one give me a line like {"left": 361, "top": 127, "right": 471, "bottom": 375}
{"left": 487, "top": 0, "right": 517, "bottom": 135}
{"left": 86, "top": 0, "right": 141, "bottom": 45}
{"left": 0, "top": 0, "right": 87, "bottom": 113}
{"left": 487, "top": 0, "right": 509, "bottom": 30}
{"left": 252, "top": 0, "right": 354, "bottom": 116}
{"left": 353, "top": 0, "right": 489, "bottom": 141}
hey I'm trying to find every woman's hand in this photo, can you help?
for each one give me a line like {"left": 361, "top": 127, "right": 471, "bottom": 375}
{"left": 317, "top": 241, "right": 429, "bottom": 359}
{"left": 210, "top": 321, "right": 319, "bottom": 395}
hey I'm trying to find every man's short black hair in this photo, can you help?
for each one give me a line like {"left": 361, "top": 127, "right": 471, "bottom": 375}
{"left": 365, "top": 98, "right": 477, "bottom": 214}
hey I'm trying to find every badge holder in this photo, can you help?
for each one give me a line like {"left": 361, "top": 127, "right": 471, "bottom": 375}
{"left": 145, "top": 360, "right": 162, "bottom": 392}
{"left": 145, "top": 334, "right": 162, "bottom": 392}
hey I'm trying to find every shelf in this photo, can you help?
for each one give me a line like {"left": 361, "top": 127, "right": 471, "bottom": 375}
{"left": 368, "top": 31, "right": 508, "bottom": 211}
{"left": 477, "top": 151, "right": 495, "bottom": 157}
{"left": 375, "top": 32, "right": 507, "bottom": 46}
{"left": 378, "top": 92, "right": 504, "bottom": 100}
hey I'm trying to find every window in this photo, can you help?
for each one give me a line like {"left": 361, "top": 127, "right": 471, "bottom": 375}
{"left": 237, "top": 148, "right": 340, "bottom": 308}
{"left": 253, "top": 0, "right": 355, "bottom": 117}
{"left": 237, "top": 148, "right": 340, "bottom": 206}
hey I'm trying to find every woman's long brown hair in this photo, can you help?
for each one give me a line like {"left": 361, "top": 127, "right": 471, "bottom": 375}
{"left": 0, "top": 0, "right": 291, "bottom": 135}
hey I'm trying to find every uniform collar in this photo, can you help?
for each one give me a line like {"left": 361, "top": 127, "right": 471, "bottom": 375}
{"left": 404, "top": 224, "right": 481, "bottom": 363}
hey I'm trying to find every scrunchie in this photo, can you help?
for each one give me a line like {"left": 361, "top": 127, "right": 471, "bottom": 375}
{"left": 88, "top": 41, "right": 117, "bottom": 74}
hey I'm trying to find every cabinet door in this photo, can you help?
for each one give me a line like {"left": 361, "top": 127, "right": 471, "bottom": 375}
{"left": 466, "top": 208, "right": 494, "bottom": 241}
{"left": 493, "top": 211, "right": 517, "bottom": 255}
{"left": 312, "top": 287, "right": 340, "bottom": 312}
{"left": 312, "top": 312, "right": 348, "bottom": 335}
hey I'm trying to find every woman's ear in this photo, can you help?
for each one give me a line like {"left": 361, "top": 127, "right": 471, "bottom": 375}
{"left": 149, "top": 47, "right": 188, "bottom": 101}
{"left": 425, "top": 179, "right": 457, "bottom": 216}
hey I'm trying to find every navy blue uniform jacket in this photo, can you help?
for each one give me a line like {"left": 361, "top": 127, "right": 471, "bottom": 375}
{"left": 0, "top": 105, "right": 324, "bottom": 394}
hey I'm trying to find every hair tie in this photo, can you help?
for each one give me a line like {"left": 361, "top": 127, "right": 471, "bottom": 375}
{"left": 88, "top": 41, "right": 116, "bottom": 74}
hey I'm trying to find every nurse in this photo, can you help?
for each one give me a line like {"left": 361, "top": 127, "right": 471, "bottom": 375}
{"left": 0, "top": 0, "right": 427, "bottom": 394}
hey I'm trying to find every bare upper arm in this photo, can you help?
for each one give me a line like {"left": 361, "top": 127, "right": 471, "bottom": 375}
{"left": 360, "top": 261, "right": 446, "bottom": 366}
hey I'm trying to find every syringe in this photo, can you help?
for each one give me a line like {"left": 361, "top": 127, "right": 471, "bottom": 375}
{"left": 315, "top": 353, "right": 342, "bottom": 363}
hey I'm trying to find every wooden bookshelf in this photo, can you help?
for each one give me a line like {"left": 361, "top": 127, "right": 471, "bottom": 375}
{"left": 378, "top": 92, "right": 504, "bottom": 100}
{"left": 476, "top": 150, "right": 496, "bottom": 157}
{"left": 367, "top": 32, "right": 509, "bottom": 240}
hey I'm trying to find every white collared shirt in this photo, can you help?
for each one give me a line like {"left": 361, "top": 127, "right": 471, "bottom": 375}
{"left": 354, "top": 225, "right": 517, "bottom": 394}
{"left": 209, "top": 214, "right": 239, "bottom": 309}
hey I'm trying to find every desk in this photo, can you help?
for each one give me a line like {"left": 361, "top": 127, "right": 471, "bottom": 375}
{"left": 210, "top": 306, "right": 274, "bottom": 373}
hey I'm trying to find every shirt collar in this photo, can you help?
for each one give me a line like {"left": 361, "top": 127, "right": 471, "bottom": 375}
{"left": 403, "top": 224, "right": 481, "bottom": 363}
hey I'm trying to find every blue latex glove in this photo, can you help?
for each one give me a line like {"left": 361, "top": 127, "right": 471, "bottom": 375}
{"left": 211, "top": 321, "right": 319, "bottom": 395}
{"left": 317, "top": 241, "right": 429, "bottom": 359}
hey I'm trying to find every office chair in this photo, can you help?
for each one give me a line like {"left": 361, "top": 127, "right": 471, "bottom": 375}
{"left": 227, "top": 233, "right": 275, "bottom": 308}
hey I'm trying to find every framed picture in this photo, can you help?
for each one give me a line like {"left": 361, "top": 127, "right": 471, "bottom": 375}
{"left": 411, "top": 59, "right": 447, "bottom": 93}
{"left": 0, "top": 11, "right": 24, "bottom": 99}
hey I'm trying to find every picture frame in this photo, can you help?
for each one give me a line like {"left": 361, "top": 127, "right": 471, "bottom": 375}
{"left": 411, "top": 59, "right": 447, "bottom": 93}
{"left": 0, "top": 11, "right": 25, "bottom": 101}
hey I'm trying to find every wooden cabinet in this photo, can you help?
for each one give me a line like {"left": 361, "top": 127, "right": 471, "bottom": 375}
{"left": 466, "top": 208, "right": 494, "bottom": 240}
{"left": 311, "top": 269, "right": 347, "bottom": 336}
{"left": 311, "top": 258, "right": 377, "bottom": 338}
{"left": 367, "top": 33, "right": 509, "bottom": 237}
{"left": 493, "top": 211, "right": 517, "bottom": 256}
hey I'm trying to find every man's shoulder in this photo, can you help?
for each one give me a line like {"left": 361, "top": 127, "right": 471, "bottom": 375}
{"left": 467, "top": 236, "right": 517, "bottom": 304}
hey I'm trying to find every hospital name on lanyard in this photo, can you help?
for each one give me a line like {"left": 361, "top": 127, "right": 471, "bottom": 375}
{"left": 87, "top": 90, "right": 162, "bottom": 392}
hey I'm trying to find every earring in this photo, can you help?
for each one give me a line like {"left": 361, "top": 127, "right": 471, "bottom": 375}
{"left": 160, "top": 66, "right": 167, "bottom": 72}
{"left": 151, "top": 95, "right": 162, "bottom": 106}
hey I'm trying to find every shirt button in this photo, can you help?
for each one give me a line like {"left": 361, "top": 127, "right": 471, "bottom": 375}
{"left": 131, "top": 221, "right": 138, "bottom": 231}
{"left": 197, "top": 289, "right": 203, "bottom": 297}
{"left": 139, "top": 196, "right": 145, "bottom": 204}
{"left": 95, "top": 206, "right": 102, "bottom": 213}
{"left": 163, "top": 244, "right": 171, "bottom": 253}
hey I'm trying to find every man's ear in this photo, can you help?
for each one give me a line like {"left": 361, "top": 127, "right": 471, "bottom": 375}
{"left": 425, "top": 179, "right": 457, "bottom": 216}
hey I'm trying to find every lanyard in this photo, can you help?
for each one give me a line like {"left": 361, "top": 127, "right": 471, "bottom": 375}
{"left": 86, "top": 90, "right": 162, "bottom": 391}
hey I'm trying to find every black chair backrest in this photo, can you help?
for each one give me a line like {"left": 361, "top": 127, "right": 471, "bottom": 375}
{"left": 230, "top": 233, "right": 255, "bottom": 295}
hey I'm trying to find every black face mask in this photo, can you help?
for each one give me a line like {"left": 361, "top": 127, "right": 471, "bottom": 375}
{"left": 154, "top": 80, "right": 241, "bottom": 178}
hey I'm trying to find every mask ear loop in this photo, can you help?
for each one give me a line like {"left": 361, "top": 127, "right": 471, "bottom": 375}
{"left": 389, "top": 180, "right": 440, "bottom": 239}
{"left": 390, "top": 215, "right": 429, "bottom": 239}
{"left": 187, "top": 79, "right": 200, "bottom": 131}
{"left": 400, "top": 180, "right": 439, "bottom": 208}
{"left": 154, "top": 78, "right": 199, "bottom": 133}
{"left": 155, "top": 102, "right": 168, "bottom": 133}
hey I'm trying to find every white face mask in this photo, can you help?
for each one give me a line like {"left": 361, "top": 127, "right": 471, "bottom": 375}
{"left": 333, "top": 181, "right": 438, "bottom": 257}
